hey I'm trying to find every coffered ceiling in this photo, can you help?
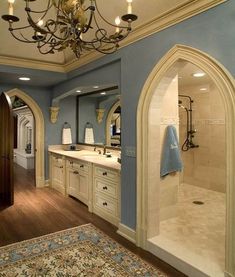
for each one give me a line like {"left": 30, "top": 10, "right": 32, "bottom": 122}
{"left": 0, "top": 0, "right": 225, "bottom": 73}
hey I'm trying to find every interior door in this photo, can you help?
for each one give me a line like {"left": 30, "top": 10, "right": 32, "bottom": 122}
{"left": 0, "top": 92, "right": 14, "bottom": 206}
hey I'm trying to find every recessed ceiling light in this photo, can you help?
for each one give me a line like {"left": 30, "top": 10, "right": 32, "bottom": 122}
{"left": 93, "top": 86, "right": 99, "bottom": 89}
{"left": 76, "top": 90, "right": 81, "bottom": 93}
{"left": 19, "top": 77, "right": 30, "bottom": 81}
{"left": 100, "top": 92, "right": 106, "bottom": 95}
{"left": 192, "top": 72, "right": 205, "bottom": 77}
{"left": 200, "top": 88, "right": 207, "bottom": 91}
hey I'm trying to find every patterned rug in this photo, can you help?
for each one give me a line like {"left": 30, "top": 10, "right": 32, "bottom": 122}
{"left": 0, "top": 224, "right": 166, "bottom": 276}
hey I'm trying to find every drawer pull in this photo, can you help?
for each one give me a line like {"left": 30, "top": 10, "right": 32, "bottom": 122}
{"left": 73, "top": 170, "right": 79, "bottom": 174}
{"left": 103, "top": 186, "right": 108, "bottom": 190}
{"left": 80, "top": 165, "right": 84, "bottom": 168}
{"left": 103, "top": 202, "right": 107, "bottom": 206}
{"left": 102, "top": 172, "right": 107, "bottom": 176}
{"left": 59, "top": 166, "right": 63, "bottom": 169}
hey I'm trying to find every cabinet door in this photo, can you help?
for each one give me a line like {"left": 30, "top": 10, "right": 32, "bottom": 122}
{"left": 67, "top": 168, "right": 79, "bottom": 198}
{"left": 78, "top": 171, "right": 88, "bottom": 204}
{"left": 51, "top": 160, "right": 65, "bottom": 194}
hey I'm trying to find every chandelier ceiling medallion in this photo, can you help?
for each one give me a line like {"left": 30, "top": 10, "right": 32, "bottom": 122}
{"left": 2, "top": 0, "right": 138, "bottom": 58}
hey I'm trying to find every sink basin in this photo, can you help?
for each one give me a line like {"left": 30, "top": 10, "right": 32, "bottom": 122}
{"left": 81, "top": 154, "right": 101, "bottom": 158}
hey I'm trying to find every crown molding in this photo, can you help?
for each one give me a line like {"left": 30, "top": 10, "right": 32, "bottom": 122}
{"left": 0, "top": 55, "right": 65, "bottom": 73}
{"left": 0, "top": 0, "right": 227, "bottom": 73}
{"left": 64, "top": 0, "right": 227, "bottom": 72}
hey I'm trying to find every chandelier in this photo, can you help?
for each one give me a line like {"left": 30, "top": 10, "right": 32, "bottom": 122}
{"left": 2, "top": 0, "right": 138, "bottom": 58}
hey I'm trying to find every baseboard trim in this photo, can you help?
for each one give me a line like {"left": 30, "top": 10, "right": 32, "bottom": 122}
{"left": 44, "top": 179, "right": 50, "bottom": 187}
{"left": 117, "top": 223, "right": 136, "bottom": 244}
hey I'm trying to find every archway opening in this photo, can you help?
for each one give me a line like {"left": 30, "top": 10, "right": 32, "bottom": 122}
{"left": 12, "top": 96, "right": 35, "bottom": 186}
{"left": 136, "top": 45, "right": 235, "bottom": 277}
{"left": 6, "top": 89, "right": 45, "bottom": 188}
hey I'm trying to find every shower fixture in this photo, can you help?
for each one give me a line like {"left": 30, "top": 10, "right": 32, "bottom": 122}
{"left": 178, "top": 94, "right": 199, "bottom": 151}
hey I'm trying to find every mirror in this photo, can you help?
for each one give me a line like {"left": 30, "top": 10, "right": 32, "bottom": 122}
{"left": 77, "top": 88, "right": 121, "bottom": 147}
{"left": 106, "top": 101, "right": 121, "bottom": 147}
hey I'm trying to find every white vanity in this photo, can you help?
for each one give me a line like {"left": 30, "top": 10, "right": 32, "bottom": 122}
{"left": 49, "top": 147, "right": 121, "bottom": 226}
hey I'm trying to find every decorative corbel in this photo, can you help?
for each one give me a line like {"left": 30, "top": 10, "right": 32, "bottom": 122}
{"left": 50, "top": 106, "right": 60, "bottom": 124}
{"left": 96, "top": 108, "right": 105, "bottom": 124}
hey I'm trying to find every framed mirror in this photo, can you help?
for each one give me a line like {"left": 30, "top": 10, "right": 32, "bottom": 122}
{"left": 77, "top": 87, "right": 121, "bottom": 148}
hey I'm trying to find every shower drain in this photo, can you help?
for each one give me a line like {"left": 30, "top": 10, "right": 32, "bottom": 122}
{"left": 193, "top": 200, "right": 204, "bottom": 205}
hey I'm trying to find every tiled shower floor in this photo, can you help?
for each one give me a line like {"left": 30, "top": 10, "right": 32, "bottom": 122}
{"left": 149, "top": 183, "right": 226, "bottom": 277}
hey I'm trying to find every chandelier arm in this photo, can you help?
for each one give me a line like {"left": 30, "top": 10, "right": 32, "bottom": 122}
{"left": 38, "top": 45, "right": 56, "bottom": 55}
{"left": 91, "top": 40, "right": 117, "bottom": 54}
{"left": 37, "top": 34, "right": 57, "bottom": 47}
{"left": 9, "top": 24, "right": 35, "bottom": 32}
{"left": 25, "top": 1, "right": 65, "bottom": 37}
{"left": 25, "top": 0, "right": 53, "bottom": 14}
{"left": 9, "top": 30, "right": 38, "bottom": 43}
{"left": 94, "top": 0, "right": 129, "bottom": 29}
{"left": 43, "top": 21, "right": 70, "bottom": 41}
{"left": 82, "top": 8, "right": 94, "bottom": 33}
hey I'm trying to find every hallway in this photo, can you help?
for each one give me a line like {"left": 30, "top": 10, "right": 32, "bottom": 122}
{"left": 0, "top": 164, "right": 185, "bottom": 277}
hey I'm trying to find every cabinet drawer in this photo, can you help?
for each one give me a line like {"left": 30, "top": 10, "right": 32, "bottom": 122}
{"left": 52, "top": 155, "right": 63, "bottom": 166}
{"left": 66, "top": 159, "right": 88, "bottom": 173}
{"left": 94, "top": 193, "right": 118, "bottom": 217}
{"left": 94, "top": 166, "right": 119, "bottom": 182}
{"left": 94, "top": 178, "right": 118, "bottom": 199}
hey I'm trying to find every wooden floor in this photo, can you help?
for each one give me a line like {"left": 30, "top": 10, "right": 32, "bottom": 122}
{"left": 0, "top": 164, "right": 185, "bottom": 277}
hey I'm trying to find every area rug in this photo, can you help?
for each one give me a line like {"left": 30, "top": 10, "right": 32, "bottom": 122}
{"left": 0, "top": 223, "right": 166, "bottom": 276}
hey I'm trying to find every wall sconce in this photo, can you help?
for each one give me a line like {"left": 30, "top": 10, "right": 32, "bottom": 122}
{"left": 50, "top": 106, "right": 60, "bottom": 124}
{"left": 96, "top": 108, "right": 105, "bottom": 124}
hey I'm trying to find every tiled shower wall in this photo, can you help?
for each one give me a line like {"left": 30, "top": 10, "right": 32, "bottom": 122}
{"left": 179, "top": 83, "right": 226, "bottom": 193}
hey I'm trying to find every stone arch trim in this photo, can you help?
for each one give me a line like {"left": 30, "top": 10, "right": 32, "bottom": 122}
{"left": 7, "top": 88, "right": 45, "bottom": 188}
{"left": 136, "top": 44, "right": 235, "bottom": 276}
{"left": 106, "top": 100, "right": 121, "bottom": 145}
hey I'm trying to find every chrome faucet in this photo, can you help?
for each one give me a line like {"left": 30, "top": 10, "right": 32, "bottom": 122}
{"left": 103, "top": 145, "right": 107, "bottom": 155}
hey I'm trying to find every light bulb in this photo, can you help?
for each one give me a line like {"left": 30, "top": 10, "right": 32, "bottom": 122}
{"left": 115, "top": 16, "right": 121, "bottom": 25}
{"left": 115, "top": 16, "right": 121, "bottom": 33}
{"left": 37, "top": 20, "right": 44, "bottom": 27}
{"left": 8, "top": 0, "right": 15, "bottom": 15}
{"left": 127, "top": 0, "right": 133, "bottom": 14}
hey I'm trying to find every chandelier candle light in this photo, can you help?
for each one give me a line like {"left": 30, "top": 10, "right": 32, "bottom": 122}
{"left": 2, "top": 0, "right": 138, "bottom": 58}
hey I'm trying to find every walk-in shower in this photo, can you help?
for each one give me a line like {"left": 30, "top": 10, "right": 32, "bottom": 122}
{"left": 178, "top": 94, "right": 199, "bottom": 151}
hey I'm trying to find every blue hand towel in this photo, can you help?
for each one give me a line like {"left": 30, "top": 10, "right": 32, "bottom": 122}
{"left": 160, "top": 125, "right": 183, "bottom": 177}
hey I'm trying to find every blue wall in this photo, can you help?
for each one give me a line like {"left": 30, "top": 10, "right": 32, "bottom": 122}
{"left": 1, "top": 1, "right": 235, "bottom": 229}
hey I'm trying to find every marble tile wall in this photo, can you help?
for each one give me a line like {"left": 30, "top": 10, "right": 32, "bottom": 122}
{"left": 179, "top": 83, "right": 226, "bottom": 193}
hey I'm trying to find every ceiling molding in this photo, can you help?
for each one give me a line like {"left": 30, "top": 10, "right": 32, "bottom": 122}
{"left": 63, "top": 0, "right": 227, "bottom": 72}
{"left": 1, "top": 0, "right": 226, "bottom": 73}
{"left": 0, "top": 55, "right": 65, "bottom": 73}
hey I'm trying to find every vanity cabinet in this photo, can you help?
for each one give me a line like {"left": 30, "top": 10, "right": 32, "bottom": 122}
{"left": 50, "top": 154, "right": 66, "bottom": 195}
{"left": 66, "top": 159, "right": 90, "bottom": 206}
{"left": 49, "top": 149, "right": 121, "bottom": 226}
{"left": 93, "top": 165, "right": 120, "bottom": 226}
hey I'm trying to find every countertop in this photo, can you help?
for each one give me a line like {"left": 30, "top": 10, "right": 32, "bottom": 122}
{"left": 49, "top": 149, "right": 121, "bottom": 171}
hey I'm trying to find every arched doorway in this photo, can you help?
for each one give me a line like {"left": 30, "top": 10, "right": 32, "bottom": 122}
{"left": 136, "top": 45, "right": 235, "bottom": 276}
{"left": 6, "top": 88, "right": 45, "bottom": 188}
